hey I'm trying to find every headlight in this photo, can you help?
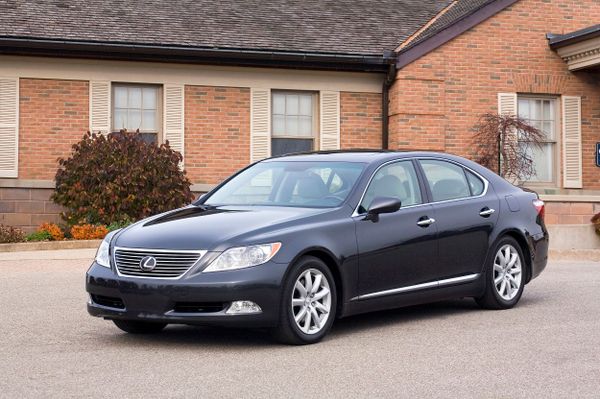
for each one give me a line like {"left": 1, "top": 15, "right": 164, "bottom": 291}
{"left": 203, "top": 243, "right": 282, "bottom": 273}
{"left": 95, "top": 230, "right": 120, "bottom": 268}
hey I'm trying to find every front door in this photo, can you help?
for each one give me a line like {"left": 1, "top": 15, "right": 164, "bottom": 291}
{"left": 355, "top": 160, "right": 438, "bottom": 297}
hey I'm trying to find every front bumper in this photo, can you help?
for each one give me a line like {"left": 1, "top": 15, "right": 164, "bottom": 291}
{"left": 86, "top": 260, "right": 288, "bottom": 328}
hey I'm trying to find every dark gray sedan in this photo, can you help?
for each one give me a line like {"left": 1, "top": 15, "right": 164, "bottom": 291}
{"left": 87, "top": 151, "right": 548, "bottom": 344}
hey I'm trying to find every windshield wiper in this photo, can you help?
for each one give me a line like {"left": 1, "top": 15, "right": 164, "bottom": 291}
{"left": 195, "top": 203, "right": 216, "bottom": 210}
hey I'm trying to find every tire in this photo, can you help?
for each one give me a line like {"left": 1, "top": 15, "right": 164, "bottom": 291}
{"left": 112, "top": 319, "right": 167, "bottom": 334}
{"left": 272, "top": 256, "right": 337, "bottom": 345}
{"left": 476, "top": 236, "right": 526, "bottom": 310}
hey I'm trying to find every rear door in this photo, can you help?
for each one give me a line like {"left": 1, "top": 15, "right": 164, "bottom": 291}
{"left": 417, "top": 158, "right": 500, "bottom": 279}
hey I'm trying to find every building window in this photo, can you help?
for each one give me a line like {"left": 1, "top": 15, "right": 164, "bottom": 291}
{"left": 517, "top": 97, "right": 557, "bottom": 183}
{"left": 271, "top": 91, "right": 317, "bottom": 156}
{"left": 113, "top": 84, "right": 161, "bottom": 143}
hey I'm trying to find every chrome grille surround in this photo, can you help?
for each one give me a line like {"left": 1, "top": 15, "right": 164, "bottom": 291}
{"left": 113, "top": 247, "right": 206, "bottom": 279}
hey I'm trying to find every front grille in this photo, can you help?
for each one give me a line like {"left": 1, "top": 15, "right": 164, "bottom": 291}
{"left": 91, "top": 294, "right": 125, "bottom": 309}
{"left": 172, "top": 302, "right": 226, "bottom": 313}
{"left": 114, "top": 247, "right": 204, "bottom": 278}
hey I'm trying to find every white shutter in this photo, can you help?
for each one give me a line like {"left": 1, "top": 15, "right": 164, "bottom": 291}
{"left": 89, "top": 81, "right": 111, "bottom": 134}
{"left": 562, "top": 96, "right": 583, "bottom": 188}
{"left": 497, "top": 93, "right": 518, "bottom": 182}
{"left": 163, "top": 84, "right": 185, "bottom": 163}
{"left": 0, "top": 77, "right": 18, "bottom": 178}
{"left": 498, "top": 92, "right": 517, "bottom": 116}
{"left": 250, "top": 88, "right": 271, "bottom": 162}
{"left": 319, "top": 91, "right": 340, "bottom": 151}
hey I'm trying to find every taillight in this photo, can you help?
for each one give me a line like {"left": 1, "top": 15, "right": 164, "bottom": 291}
{"left": 532, "top": 199, "right": 545, "bottom": 219}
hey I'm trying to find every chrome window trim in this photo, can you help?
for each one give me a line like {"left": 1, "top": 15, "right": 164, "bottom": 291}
{"left": 352, "top": 273, "right": 480, "bottom": 301}
{"left": 352, "top": 156, "right": 490, "bottom": 218}
{"left": 112, "top": 246, "right": 207, "bottom": 280}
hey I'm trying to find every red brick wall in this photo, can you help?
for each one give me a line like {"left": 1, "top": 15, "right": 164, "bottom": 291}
{"left": 340, "top": 92, "right": 382, "bottom": 149}
{"left": 19, "top": 78, "right": 89, "bottom": 180}
{"left": 184, "top": 85, "right": 251, "bottom": 184}
{"left": 389, "top": 0, "right": 600, "bottom": 188}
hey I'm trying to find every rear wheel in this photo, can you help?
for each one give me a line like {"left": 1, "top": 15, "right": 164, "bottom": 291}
{"left": 272, "top": 256, "right": 337, "bottom": 345}
{"left": 112, "top": 320, "right": 167, "bottom": 334}
{"left": 476, "top": 236, "right": 525, "bottom": 309}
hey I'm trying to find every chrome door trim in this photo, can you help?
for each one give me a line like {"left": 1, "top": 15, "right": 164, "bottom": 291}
{"left": 437, "top": 273, "right": 480, "bottom": 287}
{"left": 352, "top": 273, "right": 480, "bottom": 301}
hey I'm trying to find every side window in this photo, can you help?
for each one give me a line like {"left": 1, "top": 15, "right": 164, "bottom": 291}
{"left": 359, "top": 161, "right": 422, "bottom": 213}
{"left": 465, "top": 170, "right": 485, "bottom": 196}
{"left": 419, "top": 160, "right": 471, "bottom": 202}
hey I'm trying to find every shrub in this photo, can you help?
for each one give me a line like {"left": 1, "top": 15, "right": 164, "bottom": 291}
{"left": 0, "top": 224, "right": 26, "bottom": 243}
{"left": 38, "top": 223, "right": 64, "bottom": 241}
{"left": 26, "top": 230, "right": 52, "bottom": 242}
{"left": 591, "top": 213, "right": 600, "bottom": 235}
{"left": 471, "top": 113, "right": 545, "bottom": 182}
{"left": 52, "top": 131, "right": 194, "bottom": 226}
{"left": 107, "top": 218, "right": 134, "bottom": 232}
{"left": 71, "top": 224, "right": 109, "bottom": 240}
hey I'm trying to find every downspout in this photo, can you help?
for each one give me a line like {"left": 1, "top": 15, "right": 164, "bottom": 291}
{"left": 381, "top": 57, "right": 397, "bottom": 150}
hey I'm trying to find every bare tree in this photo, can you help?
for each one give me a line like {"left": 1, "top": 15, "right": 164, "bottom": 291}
{"left": 471, "top": 113, "right": 546, "bottom": 183}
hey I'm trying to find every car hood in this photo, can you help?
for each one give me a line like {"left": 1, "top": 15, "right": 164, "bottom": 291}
{"left": 113, "top": 205, "right": 333, "bottom": 251}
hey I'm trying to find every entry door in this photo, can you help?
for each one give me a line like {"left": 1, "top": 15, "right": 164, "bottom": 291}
{"left": 418, "top": 159, "right": 500, "bottom": 279}
{"left": 355, "top": 160, "right": 438, "bottom": 297}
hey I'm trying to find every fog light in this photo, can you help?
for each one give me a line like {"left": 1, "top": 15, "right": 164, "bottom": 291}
{"left": 226, "top": 300, "right": 262, "bottom": 314}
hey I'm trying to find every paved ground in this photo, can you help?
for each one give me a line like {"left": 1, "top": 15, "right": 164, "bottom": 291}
{"left": 0, "top": 249, "right": 598, "bottom": 398}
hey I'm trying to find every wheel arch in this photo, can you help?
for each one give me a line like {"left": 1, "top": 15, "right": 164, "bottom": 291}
{"left": 493, "top": 229, "right": 533, "bottom": 284}
{"left": 289, "top": 247, "right": 345, "bottom": 317}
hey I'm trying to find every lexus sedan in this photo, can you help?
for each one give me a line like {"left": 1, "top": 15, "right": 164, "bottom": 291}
{"left": 87, "top": 151, "right": 548, "bottom": 344}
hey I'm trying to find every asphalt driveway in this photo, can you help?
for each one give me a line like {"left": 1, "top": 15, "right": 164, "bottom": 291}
{"left": 0, "top": 249, "right": 598, "bottom": 398}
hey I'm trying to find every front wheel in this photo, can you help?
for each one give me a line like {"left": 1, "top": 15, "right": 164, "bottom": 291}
{"left": 112, "top": 319, "right": 167, "bottom": 334}
{"left": 272, "top": 256, "right": 337, "bottom": 345}
{"left": 476, "top": 236, "right": 525, "bottom": 309}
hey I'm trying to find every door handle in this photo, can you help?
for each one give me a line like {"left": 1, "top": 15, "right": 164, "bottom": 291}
{"left": 479, "top": 207, "right": 495, "bottom": 217}
{"left": 417, "top": 217, "right": 436, "bottom": 227}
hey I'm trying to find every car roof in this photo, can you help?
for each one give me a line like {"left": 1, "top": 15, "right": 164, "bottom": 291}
{"left": 261, "top": 150, "right": 457, "bottom": 163}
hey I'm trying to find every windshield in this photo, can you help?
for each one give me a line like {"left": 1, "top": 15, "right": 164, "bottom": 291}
{"left": 203, "top": 161, "right": 366, "bottom": 208}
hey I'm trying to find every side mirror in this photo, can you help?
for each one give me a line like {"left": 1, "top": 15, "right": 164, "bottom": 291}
{"left": 364, "top": 196, "right": 401, "bottom": 222}
{"left": 195, "top": 193, "right": 207, "bottom": 202}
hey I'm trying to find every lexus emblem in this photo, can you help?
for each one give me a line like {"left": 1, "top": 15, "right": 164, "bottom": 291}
{"left": 140, "top": 256, "right": 157, "bottom": 271}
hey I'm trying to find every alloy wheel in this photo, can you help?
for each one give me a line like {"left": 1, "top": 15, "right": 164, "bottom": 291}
{"left": 291, "top": 268, "right": 332, "bottom": 335}
{"left": 493, "top": 244, "right": 522, "bottom": 301}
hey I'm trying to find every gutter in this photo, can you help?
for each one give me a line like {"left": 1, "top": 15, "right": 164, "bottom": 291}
{"left": 0, "top": 36, "right": 394, "bottom": 72}
{"left": 381, "top": 57, "right": 397, "bottom": 149}
{"left": 547, "top": 24, "right": 600, "bottom": 49}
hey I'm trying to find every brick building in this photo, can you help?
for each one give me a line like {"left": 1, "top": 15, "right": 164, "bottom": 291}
{"left": 0, "top": 0, "right": 599, "bottom": 247}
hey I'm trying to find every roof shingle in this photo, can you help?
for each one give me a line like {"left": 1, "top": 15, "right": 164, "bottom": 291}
{"left": 403, "top": 0, "right": 498, "bottom": 50}
{"left": 0, "top": 0, "right": 454, "bottom": 56}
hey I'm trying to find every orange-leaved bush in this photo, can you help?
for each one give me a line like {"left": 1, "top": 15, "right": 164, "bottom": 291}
{"left": 71, "top": 224, "right": 109, "bottom": 240}
{"left": 52, "top": 131, "right": 194, "bottom": 225}
{"left": 38, "top": 223, "right": 64, "bottom": 241}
